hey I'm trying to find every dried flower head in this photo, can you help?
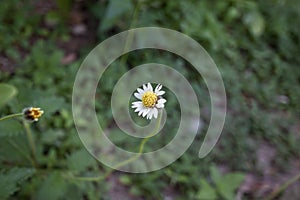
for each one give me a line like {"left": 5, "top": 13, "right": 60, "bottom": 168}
{"left": 23, "top": 107, "right": 44, "bottom": 122}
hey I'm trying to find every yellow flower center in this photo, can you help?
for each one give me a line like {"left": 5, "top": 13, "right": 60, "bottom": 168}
{"left": 142, "top": 91, "right": 157, "bottom": 107}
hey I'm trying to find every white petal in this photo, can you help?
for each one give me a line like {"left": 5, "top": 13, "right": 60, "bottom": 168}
{"left": 134, "top": 105, "right": 143, "bottom": 112}
{"left": 158, "top": 98, "right": 166, "bottom": 104}
{"left": 147, "top": 83, "right": 153, "bottom": 92}
{"left": 146, "top": 112, "right": 152, "bottom": 119}
{"left": 147, "top": 109, "right": 154, "bottom": 119}
{"left": 153, "top": 108, "right": 158, "bottom": 118}
{"left": 134, "top": 92, "right": 142, "bottom": 100}
{"left": 137, "top": 88, "right": 144, "bottom": 94}
{"left": 156, "top": 98, "right": 166, "bottom": 108}
{"left": 143, "top": 84, "right": 147, "bottom": 91}
{"left": 156, "top": 103, "right": 165, "bottom": 108}
{"left": 155, "top": 84, "right": 162, "bottom": 93}
{"left": 138, "top": 108, "right": 146, "bottom": 116}
{"left": 142, "top": 108, "right": 151, "bottom": 117}
{"left": 156, "top": 90, "right": 165, "bottom": 96}
{"left": 132, "top": 101, "right": 142, "bottom": 108}
{"left": 132, "top": 101, "right": 141, "bottom": 105}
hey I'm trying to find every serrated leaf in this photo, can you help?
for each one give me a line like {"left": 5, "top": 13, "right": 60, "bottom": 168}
{"left": 0, "top": 119, "right": 23, "bottom": 137}
{"left": 36, "top": 173, "right": 67, "bottom": 200}
{"left": 197, "top": 179, "right": 217, "bottom": 200}
{"left": 0, "top": 84, "right": 17, "bottom": 107}
{"left": 215, "top": 173, "right": 245, "bottom": 200}
{"left": 0, "top": 135, "right": 31, "bottom": 164}
{"left": 67, "top": 148, "right": 97, "bottom": 172}
{"left": 0, "top": 168, "right": 35, "bottom": 199}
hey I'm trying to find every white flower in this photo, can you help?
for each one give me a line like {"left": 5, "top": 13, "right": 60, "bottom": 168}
{"left": 132, "top": 83, "right": 166, "bottom": 119}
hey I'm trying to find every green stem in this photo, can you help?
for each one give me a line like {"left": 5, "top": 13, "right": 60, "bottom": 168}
{"left": 120, "top": 0, "right": 142, "bottom": 65}
{"left": 266, "top": 173, "right": 300, "bottom": 200}
{"left": 66, "top": 170, "right": 110, "bottom": 182}
{"left": 114, "top": 110, "right": 162, "bottom": 169}
{"left": 23, "top": 121, "right": 37, "bottom": 168}
{"left": 0, "top": 112, "right": 37, "bottom": 167}
{"left": 68, "top": 111, "right": 163, "bottom": 182}
{"left": 0, "top": 113, "right": 23, "bottom": 121}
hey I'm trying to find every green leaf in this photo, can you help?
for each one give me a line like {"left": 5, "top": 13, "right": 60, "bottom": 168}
{"left": 0, "top": 84, "right": 17, "bottom": 107}
{"left": 0, "top": 135, "right": 30, "bottom": 164}
{"left": 0, "top": 119, "right": 23, "bottom": 137}
{"left": 210, "top": 165, "right": 222, "bottom": 183}
{"left": 101, "top": 0, "right": 133, "bottom": 31}
{"left": 0, "top": 168, "right": 35, "bottom": 199}
{"left": 44, "top": 11, "right": 60, "bottom": 27}
{"left": 215, "top": 173, "right": 245, "bottom": 200}
{"left": 41, "top": 129, "right": 64, "bottom": 144}
{"left": 243, "top": 11, "right": 265, "bottom": 37}
{"left": 197, "top": 179, "right": 217, "bottom": 200}
{"left": 210, "top": 166, "right": 245, "bottom": 200}
{"left": 36, "top": 173, "right": 67, "bottom": 200}
{"left": 119, "top": 175, "right": 132, "bottom": 185}
{"left": 67, "top": 148, "right": 97, "bottom": 172}
{"left": 34, "top": 96, "right": 66, "bottom": 116}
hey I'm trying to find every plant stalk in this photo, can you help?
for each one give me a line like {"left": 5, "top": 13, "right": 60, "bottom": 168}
{"left": 23, "top": 121, "right": 38, "bottom": 168}
{"left": 0, "top": 113, "right": 23, "bottom": 121}
{"left": 69, "top": 111, "right": 163, "bottom": 182}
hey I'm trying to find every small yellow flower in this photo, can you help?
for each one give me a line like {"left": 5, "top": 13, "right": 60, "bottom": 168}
{"left": 23, "top": 107, "right": 44, "bottom": 122}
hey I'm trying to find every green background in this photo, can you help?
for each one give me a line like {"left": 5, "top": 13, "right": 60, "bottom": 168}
{"left": 0, "top": 0, "right": 299, "bottom": 199}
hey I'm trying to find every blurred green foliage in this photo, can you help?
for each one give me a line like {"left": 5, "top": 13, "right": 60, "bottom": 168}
{"left": 0, "top": 0, "right": 299, "bottom": 199}
{"left": 0, "top": 84, "right": 17, "bottom": 106}
{"left": 197, "top": 165, "right": 245, "bottom": 200}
